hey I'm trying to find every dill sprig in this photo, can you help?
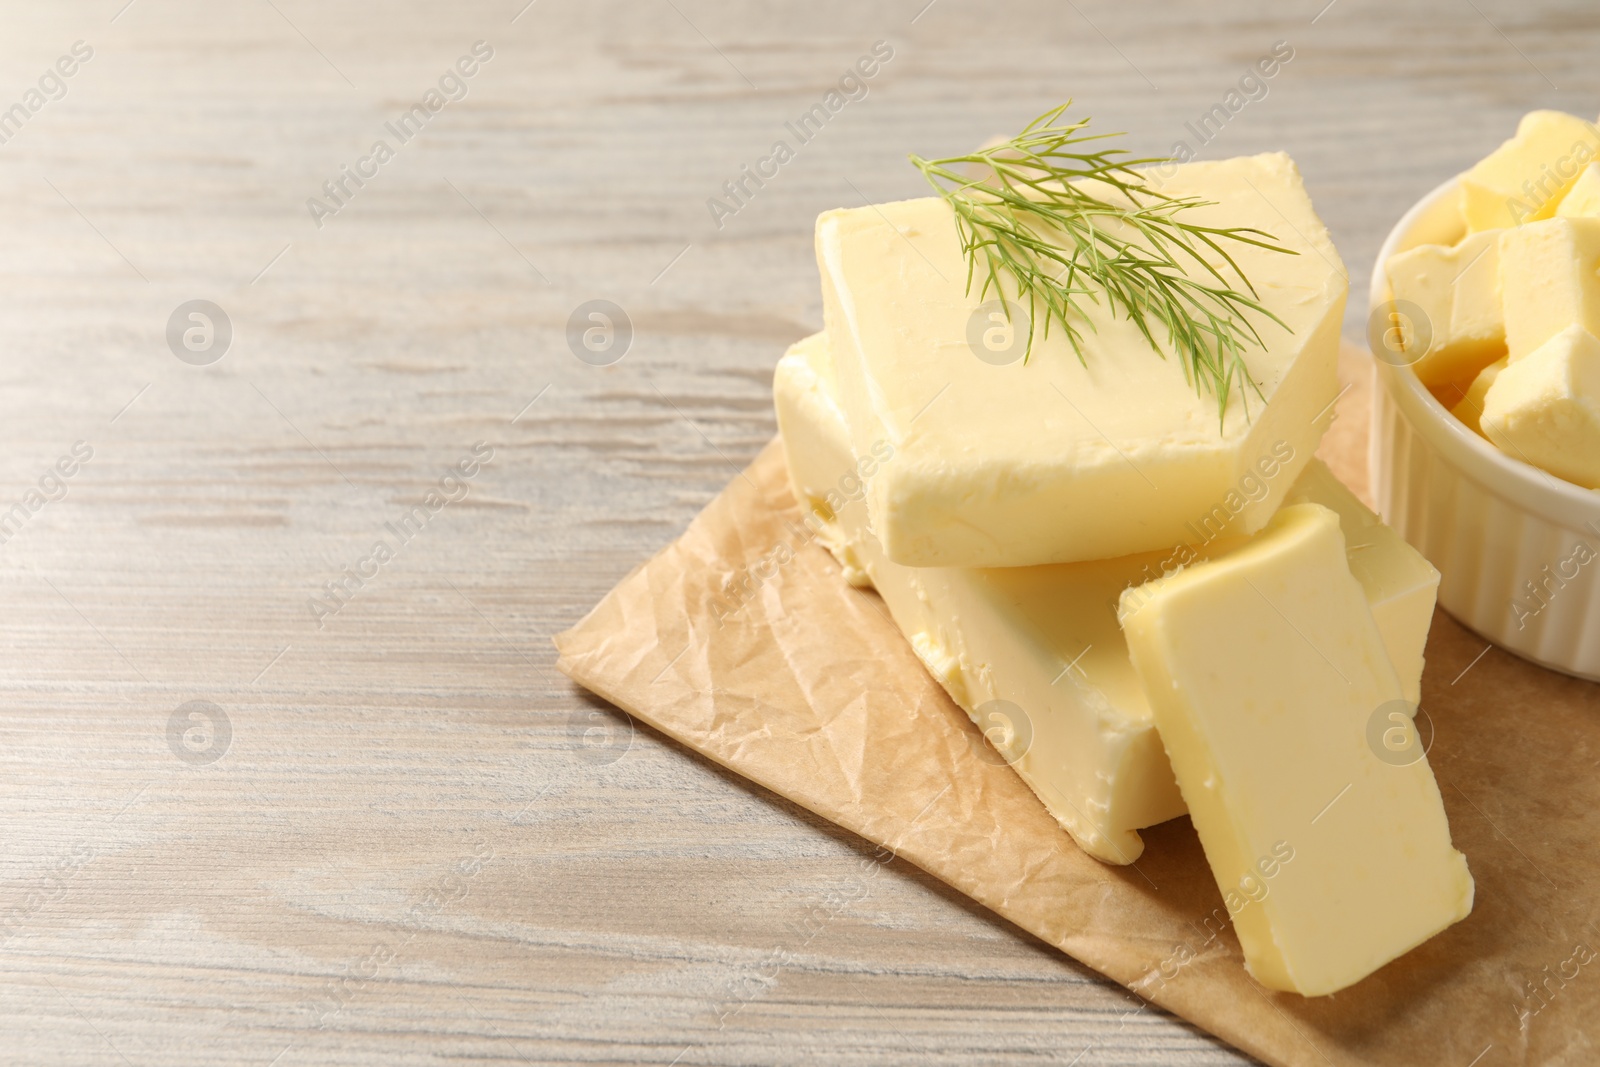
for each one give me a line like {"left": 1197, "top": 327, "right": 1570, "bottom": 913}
{"left": 910, "top": 102, "right": 1297, "bottom": 419}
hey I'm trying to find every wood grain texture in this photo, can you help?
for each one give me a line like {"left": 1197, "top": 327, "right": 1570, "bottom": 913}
{"left": 0, "top": 1, "right": 1593, "bottom": 1064}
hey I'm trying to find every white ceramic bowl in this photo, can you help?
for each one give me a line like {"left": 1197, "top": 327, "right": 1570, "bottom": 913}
{"left": 1369, "top": 178, "right": 1600, "bottom": 681}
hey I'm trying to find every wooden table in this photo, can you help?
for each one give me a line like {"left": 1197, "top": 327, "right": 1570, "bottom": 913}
{"left": 0, "top": 2, "right": 1591, "bottom": 1063}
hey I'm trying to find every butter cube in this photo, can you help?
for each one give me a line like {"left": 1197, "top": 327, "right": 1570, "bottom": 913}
{"left": 1556, "top": 162, "right": 1600, "bottom": 218}
{"left": 1119, "top": 503, "right": 1473, "bottom": 996}
{"left": 1383, "top": 229, "right": 1505, "bottom": 387}
{"left": 1450, "top": 356, "right": 1507, "bottom": 437}
{"left": 1459, "top": 110, "right": 1600, "bottom": 231}
{"left": 817, "top": 153, "right": 1346, "bottom": 569}
{"left": 1499, "top": 216, "right": 1600, "bottom": 360}
{"left": 776, "top": 332, "right": 1438, "bottom": 863}
{"left": 1481, "top": 324, "right": 1600, "bottom": 488}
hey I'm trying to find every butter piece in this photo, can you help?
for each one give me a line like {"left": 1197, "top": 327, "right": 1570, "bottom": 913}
{"left": 1383, "top": 230, "right": 1506, "bottom": 387}
{"left": 1499, "top": 216, "right": 1600, "bottom": 361}
{"left": 1450, "top": 356, "right": 1507, "bottom": 437}
{"left": 1119, "top": 503, "right": 1473, "bottom": 996}
{"left": 775, "top": 332, "right": 1437, "bottom": 863}
{"left": 1481, "top": 324, "right": 1600, "bottom": 488}
{"left": 1556, "top": 162, "right": 1600, "bottom": 218}
{"left": 775, "top": 332, "right": 1182, "bottom": 863}
{"left": 1281, "top": 463, "right": 1439, "bottom": 706}
{"left": 817, "top": 152, "right": 1346, "bottom": 569}
{"left": 1459, "top": 110, "right": 1600, "bottom": 231}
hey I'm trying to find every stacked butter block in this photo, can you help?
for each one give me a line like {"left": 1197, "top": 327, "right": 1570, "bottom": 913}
{"left": 1387, "top": 109, "right": 1600, "bottom": 488}
{"left": 775, "top": 153, "right": 1473, "bottom": 994}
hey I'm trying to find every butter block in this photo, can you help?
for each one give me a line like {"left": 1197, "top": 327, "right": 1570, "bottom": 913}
{"left": 816, "top": 152, "right": 1346, "bottom": 569}
{"left": 1556, "top": 162, "right": 1600, "bottom": 218}
{"left": 1119, "top": 503, "right": 1473, "bottom": 996}
{"left": 1383, "top": 229, "right": 1506, "bottom": 387}
{"left": 1459, "top": 110, "right": 1600, "bottom": 231}
{"left": 1499, "top": 216, "right": 1600, "bottom": 361}
{"left": 1481, "top": 324, "right": 1600, "bottom": 488}
{"left": 775, "top": 332, "right": 1437, "bottom": 863}
{"left": 1450, "top": 356, "right": 1507, "bottom": 437}
{"left": 1280, "top": 463, "right": 1439, "bottom": 706}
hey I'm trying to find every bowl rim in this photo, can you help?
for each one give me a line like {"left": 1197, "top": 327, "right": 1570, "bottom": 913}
{"left": 1369, "top": 177, "right": 1600, "bottom": 527}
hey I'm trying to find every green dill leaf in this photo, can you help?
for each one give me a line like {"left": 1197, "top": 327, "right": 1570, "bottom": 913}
{"left": 909, "top": 102, "right": 1298, "bottom": 422}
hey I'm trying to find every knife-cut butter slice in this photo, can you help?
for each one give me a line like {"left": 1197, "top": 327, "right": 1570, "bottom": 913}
{"left": 1500, "top": 216, "right": 1600, "bottom": 361}
{"left": 1382, "top": 229, "right": 1505, "bottom": 387}
{"left": 775, "top": 332, "right": 1437, "bottom": 863}
{"left": 1459, "top": 109, "right": 1600, "bottom": 231}
{"left": 816, "top": 152, "right": 1346, "bottom": 569}
{"left": 1118, "top": 503, "right": 1473, "bottom": 996}
{"left": 1481, "top": 324, "right": 1600, "bottom": 489}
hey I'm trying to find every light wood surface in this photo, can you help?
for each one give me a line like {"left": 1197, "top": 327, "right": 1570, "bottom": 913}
{"left": 0, "top": 2, "right": 1594, "bottom": 1064}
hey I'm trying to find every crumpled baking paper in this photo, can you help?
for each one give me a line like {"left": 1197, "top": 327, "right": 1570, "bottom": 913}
{"left": 556, "top": 346, "right": 1600, "bottom": 1066}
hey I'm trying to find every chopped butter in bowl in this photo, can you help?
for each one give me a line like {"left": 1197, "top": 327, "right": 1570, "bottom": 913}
{"left": 1369, "top": 108, "right": 1600, "bottom": 680}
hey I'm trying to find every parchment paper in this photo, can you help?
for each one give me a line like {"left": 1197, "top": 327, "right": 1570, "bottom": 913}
{"left": 556, "top": 345, "right": 1600, "bottom": 1067}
